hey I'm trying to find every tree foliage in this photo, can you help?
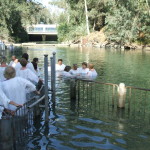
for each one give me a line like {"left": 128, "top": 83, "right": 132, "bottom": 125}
{"left": 0, "top": 0, "right": 52, "bottom": 42}
{"left": 52, "top": 0, "right": 150, "bottom": 44}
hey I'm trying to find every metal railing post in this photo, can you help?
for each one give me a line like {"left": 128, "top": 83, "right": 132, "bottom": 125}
{"left": 50, "top": 57, "right": 54, "bottom": 91}
{"left": 44, "top": 54, "right": 49, "bottom": 122}
{"left": 52, "top": 52, "right": 56, "bottom": 92}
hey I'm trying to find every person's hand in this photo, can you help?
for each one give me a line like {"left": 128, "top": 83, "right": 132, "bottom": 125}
{"left": 36, "top": 91, "right": 40, "bottom": 95}
{"left": 16, "top": 104, "right": 23, "bottom": 107}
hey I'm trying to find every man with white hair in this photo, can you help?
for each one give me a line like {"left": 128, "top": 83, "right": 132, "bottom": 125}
{"left": 2, "top": 66, "right": 40, "bottom": 111}
{"left": 0, "top": 83, "right": 22, "bottom": 119}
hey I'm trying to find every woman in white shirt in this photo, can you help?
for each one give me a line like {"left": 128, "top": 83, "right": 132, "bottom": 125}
{"left": 69, "top": 64, "right": 80, "bottom": 76}
{"left": 78, "top": 62, "right": 89, "bottom": 77}
{"left": 87, "top": 64, "right": 98, "bottom": 78}
{"left": 16, "top": 58, "right": 39, "bottom": 84}
{"left": 0, "top": 56, "right": 7, "bottom": 81}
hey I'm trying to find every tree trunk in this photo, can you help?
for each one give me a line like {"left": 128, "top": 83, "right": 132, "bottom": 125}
{"left": 84, "top": 0, "right": 90, "bottom": 35}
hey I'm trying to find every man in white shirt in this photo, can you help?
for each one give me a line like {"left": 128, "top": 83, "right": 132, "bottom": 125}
{"left": 56, "top": 59, "right": 66, "bottom": 71}
{"left": 0, "top": 83, "right": 22, "bottom": 119}
{"left": 9, "top": 55, "right": 18, "bottom": 68}
{"left": 69, "top": 64, "right": 80, "bottom": 76}
{"left": 2, "top": 66, "right": 39, "bottom": 111}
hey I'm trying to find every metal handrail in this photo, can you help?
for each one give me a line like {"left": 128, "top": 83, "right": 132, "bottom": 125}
{"left": 28, "top": 95, "right": 45, "bottom": 109}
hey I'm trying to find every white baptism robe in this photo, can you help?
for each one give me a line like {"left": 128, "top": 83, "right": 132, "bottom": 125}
{"left": 0, "top": 87, "right": 10, "bottom": 119}
{"left": 88, "top": 70, "right": 98, "bottom": 77}
{"left": 0, "top": 67, "right": 6, "bottom": 81}
{"left": 2, "top": 77, "right": 36, "bottom": 111}
{"left": 69, "top": 68, "right": 80, "bottom": 76}
{"left": 78, "top": 68, "right": 89, "bottom": 76}
{"left": 62, "top": 71, "right": 72, "bottom": 78}
{"left": 17, "top": 68, "right": 39, "bottom": 84}
{"left": 15, "top": 62, "right": 35, "bottom": 73}
{"left": 9, "top": 61, "right": 18, "bottom": 68}
{"left": 56, "top": 64, "right": 66, "bottom": 71}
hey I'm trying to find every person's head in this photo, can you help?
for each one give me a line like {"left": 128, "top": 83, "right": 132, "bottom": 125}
{"left": 64, "top": 66, "right": 71, "bottom": 72}
{"left": 4, "top": 66, "right": 16, "bottom": 79}
{"left": 88, "top": 64, "right": 94, "bottom": 70}
{"left": 20, "top": 58, "right": 27, "bottom": 67}
{"left": 22, "top": 53, "right": 29, "bottom": 61}
{"left": 11, "top": 55, "right": 16, "bottom": 61}
{"left": 58, "top": 59, "right": 63, "bottom": 65}
{"left": 0, "top": 56, "right": 7, "bottom": 65}
{"left": 82, "top": 62, "right": 87, "bottom": 69}
{"left": 33, "top": 58, "right": 39, "bottom": 63}
{"left": 32, "top": 61, "right": 37, "bottom": 71}
{"left": 73, "top": 64, "right": 78, "bottom": 70}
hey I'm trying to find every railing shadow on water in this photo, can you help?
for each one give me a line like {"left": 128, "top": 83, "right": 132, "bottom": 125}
{"left": 0, "top": 85, "right": 45, "bottom": 150}
{"left": 71, "top": 79, "right": 150, "bottom": 126}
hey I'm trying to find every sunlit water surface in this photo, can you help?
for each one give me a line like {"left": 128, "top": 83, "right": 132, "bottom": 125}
{"left": 5, "top": 46, "right": 150, "bottom": 150}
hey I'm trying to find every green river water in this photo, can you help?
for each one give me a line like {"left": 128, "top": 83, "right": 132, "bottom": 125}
{"left": 5, "top": 46, "right": 150, "bottom": 150}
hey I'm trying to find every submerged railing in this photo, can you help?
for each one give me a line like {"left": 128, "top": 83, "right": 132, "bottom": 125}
{"left": 72, "top": 79, "right": 150, "bottom": 124}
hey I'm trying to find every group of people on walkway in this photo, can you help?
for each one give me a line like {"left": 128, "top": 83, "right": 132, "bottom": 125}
{"left": 55, "top": 59, "right": 98, "bottom": 79}
{"left": 0, "top": 53, "right": 41, "bottom": 119}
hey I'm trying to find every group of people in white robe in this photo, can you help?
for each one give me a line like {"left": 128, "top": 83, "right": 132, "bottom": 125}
{"left": 0, "top": 53, "right": 41, "bottom": 119}
{"left": 55, "top": 59, "right": 98, "bottom": 79}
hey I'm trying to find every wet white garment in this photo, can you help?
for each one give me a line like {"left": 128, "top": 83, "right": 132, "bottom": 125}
{"left": 2, "top": 77, "right": 36, "bottom": 111}
{"left": 56, "top": 64, "right": 66, "bottom": 71}
{"left": 17, "top": 68, "right": 39, "bottom": 83}
{"left": 88, "top": 69, "right": 98, "bottom": 77}
{"left": 9, "top": 61, "right": 18, "bottom": 68}
{"left": 0, "top": 67, "right": 6, "bottom": 81}
{"left": 78, "top": 68, "right": 89, "bottom": 76}
{"left": 15, "top": 62, "right": 35, "bottom": 73}
{"left": 69, "top": 69, "right": 80, "bottom": 76}
{"left": 0, "top": 87, "right": 10, "bottom": 119}
{"left": 62, "top": 71, "right": 72, "bottom": 78}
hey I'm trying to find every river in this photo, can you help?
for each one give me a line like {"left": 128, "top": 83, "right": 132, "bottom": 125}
{"left": 6, "top": 46, "right": 150, "bottom": 149}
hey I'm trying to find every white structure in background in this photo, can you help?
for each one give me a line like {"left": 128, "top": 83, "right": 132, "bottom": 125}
{"left": 26, "top": 24, "right": 58, "bottom": 41}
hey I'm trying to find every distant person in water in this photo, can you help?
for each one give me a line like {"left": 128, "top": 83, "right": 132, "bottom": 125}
{"left": 87, "top": 64, "right": 98, "bottom": 78}
{"left": 69, "top": 64, "right": 80, "bottom": 76}
{"left": 62, "top": 66, "right": 72, "bottom": 78}
{"left": 56, "top": 59, "right": 66, "bottom": 71}
{"left": 78, "top": 62, "right": 89, "bottom": 76}
{"left": 9, "top": 55, "right": 18, "bottom": 68}
{"left": 0, "top": 56, "right": 8, "bottom": 81}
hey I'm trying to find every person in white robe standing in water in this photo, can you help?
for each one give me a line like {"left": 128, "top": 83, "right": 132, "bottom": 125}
{"left": 56, "top": 59, "right": 66, "bottom": 71}
{"left": 87, "top": 64, "right": 98, "bottom": 78}
{"left": 2, "top": 66, "right": 40, "bottom": 111}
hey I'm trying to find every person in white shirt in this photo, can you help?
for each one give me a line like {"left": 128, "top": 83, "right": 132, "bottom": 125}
{"left": 16, "top": 58, "right": 39, "bottom": 84}
{"left": 78, "top": 62, "right": 89, "bottom": 77}
{"left": 2, "top": 66, "right": 40, "bottom": 111}
{"left": 69, "top": 64, "right": 80, "bottom": 76}
{"left": 56, "top": 59, "right": 66, "bottom": 71}
{"left": 0, "top": 85, "right": 22, "bottom": 119}
{"left": 87, "top": 64, "right": 98, "bottom": 78}
{"left": 0, "top": 56, "right": 7, "bottom": 81}
{"left": 9, "top": 55, "right": 18, "bottom": 68}
{"left": 62, "top": 66, "right": 72, "bottom": 78}
{"left": 32, "top": 58, "right": 41, "bottom": 77}
{"left": 15, "top": 53, "right": 35, "bottom": 73}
